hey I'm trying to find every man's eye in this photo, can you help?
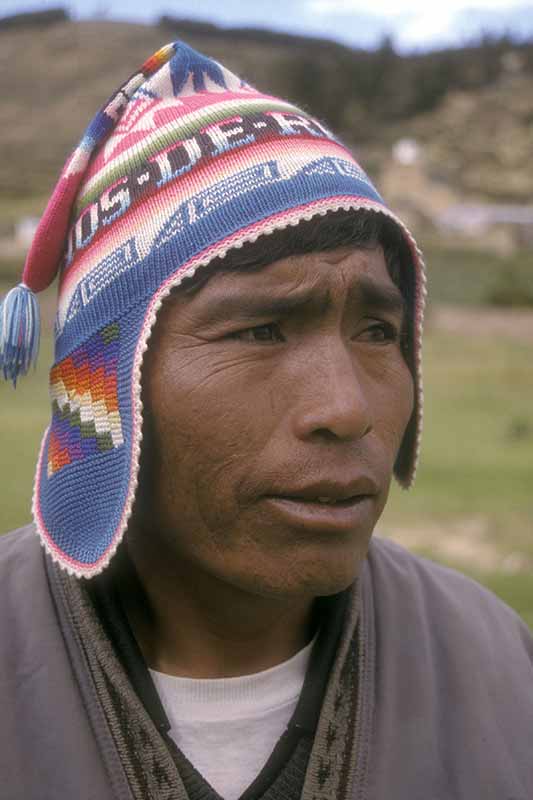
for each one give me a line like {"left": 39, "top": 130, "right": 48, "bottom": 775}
{"left": 360, "top": 322, "right": 400, "bottom": 344}
{"left": 231, "top": 323, "right": 285, "bottom": 344}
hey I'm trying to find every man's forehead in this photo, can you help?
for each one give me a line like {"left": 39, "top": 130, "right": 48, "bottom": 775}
{"left": 192, "top": 244, "right": 392, "bottom": 298}
{"left": 161, "top": 245, "right": 404, "bottom": 326}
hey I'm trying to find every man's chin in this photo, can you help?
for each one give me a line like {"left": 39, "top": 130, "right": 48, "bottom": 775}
{"left": 230, "top": 546, "right": 370, "bottom": 601}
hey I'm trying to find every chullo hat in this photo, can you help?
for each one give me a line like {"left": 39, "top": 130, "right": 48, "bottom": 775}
{"left": 0, "top": 41, "right": 426, "bottom": 577}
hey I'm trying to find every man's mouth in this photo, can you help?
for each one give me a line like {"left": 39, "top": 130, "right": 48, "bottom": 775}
{"left": 282, "top": 495, "right": 364, "bottom": 506}
{"left": 268, "top": 475, "right": 379, "bottom": 504}
{"left": 262, "top": 477, "right": 378, "bottom": 532}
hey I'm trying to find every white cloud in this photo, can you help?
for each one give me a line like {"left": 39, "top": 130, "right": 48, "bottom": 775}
{"left": 397, "top": 10, "right": 457, "bottom": 46}
{"left": 306, "top": 0, "right": 532, "bottom": 47}
{"left": 308, "top": 0, "right": 527, "bottom": 14}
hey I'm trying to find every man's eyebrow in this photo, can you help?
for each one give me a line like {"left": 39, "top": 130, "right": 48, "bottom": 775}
{"left": 356, "top": 276, "right": 406, "bottom": 317}
{"left": 203, "top": 287, "right": 329, "bottom": 321}
{"left": 202, "top": 276, "right": 405, "bottom": 321}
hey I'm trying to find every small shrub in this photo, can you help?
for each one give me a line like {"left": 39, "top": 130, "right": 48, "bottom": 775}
{"left": 486, "top": 266, "right": 533, "bottom": 307}
{"left": 0, "top": 9, "right": 69, "bottom": 32}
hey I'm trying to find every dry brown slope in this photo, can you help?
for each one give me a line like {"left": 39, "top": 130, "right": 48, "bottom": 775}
{"left": 401, "top": 76, "right": 533, "bottom": 203}
{"left": 0, "top": 20, "right": 303, "bottom": 212}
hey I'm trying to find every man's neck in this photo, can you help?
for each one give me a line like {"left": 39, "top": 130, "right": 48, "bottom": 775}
{"left": 118, "top": 541, "right": 316, "bottom": 679}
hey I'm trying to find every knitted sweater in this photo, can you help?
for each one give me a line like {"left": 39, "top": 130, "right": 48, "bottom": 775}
{"left": 87, "top": 552, "right": 349, "bottom": 800}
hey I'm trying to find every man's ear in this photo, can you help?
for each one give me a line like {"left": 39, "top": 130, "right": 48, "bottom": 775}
{"left": 394, "top": 406, "right": 418, "bottom": 488}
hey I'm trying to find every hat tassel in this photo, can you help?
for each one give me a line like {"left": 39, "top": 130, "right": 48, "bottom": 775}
{"left": 0, "top": 283, "right": 41, "bottom": 386}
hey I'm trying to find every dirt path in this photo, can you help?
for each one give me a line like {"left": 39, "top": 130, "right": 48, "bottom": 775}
{"left": 380, "top": 516, "right": 533, "bottom": 574}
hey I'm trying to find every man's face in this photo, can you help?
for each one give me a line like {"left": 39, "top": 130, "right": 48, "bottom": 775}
{"left": 136, "top": 245, "right": 414, "bottom": 599}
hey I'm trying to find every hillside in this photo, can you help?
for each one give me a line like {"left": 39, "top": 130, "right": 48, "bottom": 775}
{"left": 396, "top": 76, "right": 533, "bottom": 203}
{"left": 1, "top": 17, "right": 532, "bottom": 227}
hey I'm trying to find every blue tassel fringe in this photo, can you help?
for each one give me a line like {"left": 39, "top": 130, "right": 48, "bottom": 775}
{"left": 0, "top": 284, "right": 41, "bottom": 386}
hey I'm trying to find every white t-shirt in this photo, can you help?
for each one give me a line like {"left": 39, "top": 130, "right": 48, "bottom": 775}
{"left": 150, "top": 639, "right": 314, "bottom": 800}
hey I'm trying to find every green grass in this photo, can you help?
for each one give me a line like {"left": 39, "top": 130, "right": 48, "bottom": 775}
{"left": 422, "top": 242, "right": 533, "bottom": 307}
{"left": 383, "top": 328, "right": 533, "bottom": 531}
{"left": 0, "top": 331, "right": 53, "bottom": 532}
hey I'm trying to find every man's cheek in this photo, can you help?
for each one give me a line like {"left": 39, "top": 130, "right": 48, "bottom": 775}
{"left": 155, "top": 408, "right": 255, "bottom": 495}
{"left": 163, "top": 344, "right": 273, "bottom": 394}
{"left": 379, "top": 361, "right": 415, "bottom": 430}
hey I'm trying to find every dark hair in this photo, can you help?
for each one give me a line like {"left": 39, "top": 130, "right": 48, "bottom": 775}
{"left": 179, "top": 208, "right": 415, "bottom": 369}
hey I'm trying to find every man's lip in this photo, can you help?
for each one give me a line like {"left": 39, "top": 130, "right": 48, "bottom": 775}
{"left": 262, "top": 494, "right": 374, "bottom": 533}
{"left": 265, "top": 477, "right": 379, "bottom": 504}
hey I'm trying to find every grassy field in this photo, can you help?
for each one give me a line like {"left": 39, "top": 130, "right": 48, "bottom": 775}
{"left": 423, "top": 241, "right": 533, "bottom": 307}
{"left": 1, "top": 295, "right": 532, "bottom": 627}
{"left": 379, "top": 311, "right": 533, "bottom": 628}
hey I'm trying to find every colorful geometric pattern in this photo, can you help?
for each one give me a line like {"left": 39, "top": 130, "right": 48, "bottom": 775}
{"left": 47, "top": 323, "right": 123, "bottom": 477}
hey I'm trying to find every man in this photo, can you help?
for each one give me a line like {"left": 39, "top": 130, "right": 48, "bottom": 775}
{"left": 0, "top": 40, "right": 532, "bottom": 800}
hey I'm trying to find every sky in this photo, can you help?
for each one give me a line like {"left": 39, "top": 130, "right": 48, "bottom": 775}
{"left": 3, "top": 0, "right": 533, "bottom": 50}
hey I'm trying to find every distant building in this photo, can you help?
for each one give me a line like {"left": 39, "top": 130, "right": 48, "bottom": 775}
{"left": 392, "top": 138, "right": 421, "bottom": 166}
{"left": 15, "top": 217, "right": 40, "bottom": 248}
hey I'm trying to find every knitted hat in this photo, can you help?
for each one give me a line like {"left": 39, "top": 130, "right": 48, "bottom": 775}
{"left": 0, "top": 41, "right": 426, "bottom": 577}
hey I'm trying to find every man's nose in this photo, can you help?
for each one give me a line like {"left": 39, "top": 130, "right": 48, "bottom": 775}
{"left": 291, "top": 339, "right": 373, "bottom": 442}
